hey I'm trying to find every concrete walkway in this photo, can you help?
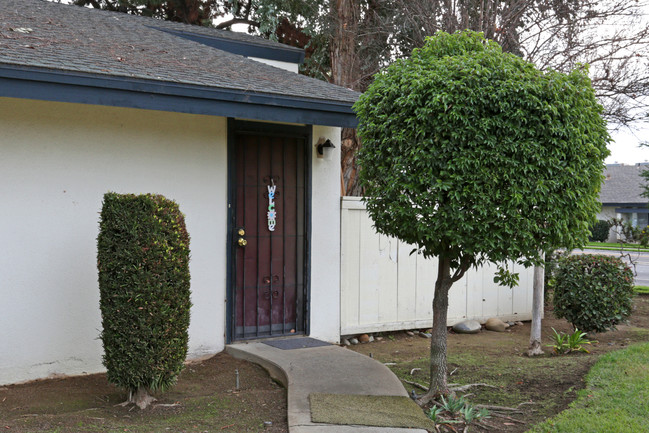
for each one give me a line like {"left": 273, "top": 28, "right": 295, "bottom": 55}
{"left": 226, "top": 339, "right": 428, "bottom": 433}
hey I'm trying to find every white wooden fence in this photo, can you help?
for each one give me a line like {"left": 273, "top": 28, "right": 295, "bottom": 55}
{"left": 340, "top": 197, "right": 534, "bottom": 336}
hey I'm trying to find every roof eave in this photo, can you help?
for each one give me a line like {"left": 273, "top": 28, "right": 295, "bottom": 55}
{"left": 0, "top": 64, "right": 358, "bottom": 128}
{"left": 154, "top": 28, "right": 306, "bottom": 64}
{"left": 602, "top": 202, "right": 649, "bottom": 207}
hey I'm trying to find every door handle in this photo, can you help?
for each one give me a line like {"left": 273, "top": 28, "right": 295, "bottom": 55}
{"left": 237, "top": 238, "right": 247, "bottom": 247}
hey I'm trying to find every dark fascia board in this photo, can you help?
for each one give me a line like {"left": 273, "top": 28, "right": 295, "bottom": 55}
{"left": 154, "top": 27, "right": 305, "bottom": 64}
{"left": 603, "top": 202, "right": 649, "bottom": 207}
{"left": 615, "top": 207, "right": 649, "bottom": 213}
{"left": 0, "top": 64, "right": 357, "bottom": 128}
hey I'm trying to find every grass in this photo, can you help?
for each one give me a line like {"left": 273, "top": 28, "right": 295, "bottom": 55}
{"left": 527, "top": 342, "right": 649, "bottom": 433}
{"left": 585, "top": 241, "right": 649, "bottom": 252}
{"left": 635, "top": 285, "right": 649, "bottom": 295}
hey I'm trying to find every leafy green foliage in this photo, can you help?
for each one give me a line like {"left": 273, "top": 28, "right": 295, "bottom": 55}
{"left": 355, "top": 29, "right": 609, "bottom": 397}
{"left": 553, "top": 254, "right": 634, "bottom": 333}
{"left": 355, "top": 30, "right": 610, "bottom": 271}
{"left": 588, "top": 220, "right": 610, "bottom": 242}
{"left": 546, "top": 328, "right": 592, "bottom": 354}
{"left": 97, "top": 193, "right": 191, "bottom": 395}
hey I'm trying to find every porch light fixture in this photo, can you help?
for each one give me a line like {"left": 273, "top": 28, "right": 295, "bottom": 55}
{"left": 316, "top": 137, "right": 335, "bottom": 159}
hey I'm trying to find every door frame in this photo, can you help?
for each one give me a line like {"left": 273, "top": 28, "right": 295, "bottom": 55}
{"left": 226, "top": 118, "right": 313, "bottom": 343}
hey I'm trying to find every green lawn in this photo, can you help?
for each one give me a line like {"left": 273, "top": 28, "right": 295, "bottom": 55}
{"left": 527, "top": 342, "right": 649, "bottom": 433}
{"left": 635, "top": 286, "right": 649, "bottom": 295}
{"left": 585, "top": 242, "right": 649, "bottom": 252}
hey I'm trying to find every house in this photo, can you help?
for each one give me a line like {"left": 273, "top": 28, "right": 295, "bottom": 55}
{"left": 597, "top": 164, "right": 649, "bottom": 241}
{"left": 0, "top": 0, "right": 358, "bottom": 385}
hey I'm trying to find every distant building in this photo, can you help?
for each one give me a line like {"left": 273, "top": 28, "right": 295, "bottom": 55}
{"left": 597, "top": 164, "right": 649, "bottom": 241}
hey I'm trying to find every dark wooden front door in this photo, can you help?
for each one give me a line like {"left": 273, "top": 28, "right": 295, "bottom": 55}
{"left": 231, "top": 125, "right": 308, "bottom": 340}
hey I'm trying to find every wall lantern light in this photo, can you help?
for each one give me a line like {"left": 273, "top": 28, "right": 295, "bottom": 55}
{"left": 316, "top": 137, "right": 336, "bottom": 160}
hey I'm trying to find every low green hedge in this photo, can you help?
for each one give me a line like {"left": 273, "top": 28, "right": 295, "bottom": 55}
{"left": 553, "top": 254, "right": 633, "bottom": 333}
{"left": 97, "top": 192, "right": 191, "bottom": 395}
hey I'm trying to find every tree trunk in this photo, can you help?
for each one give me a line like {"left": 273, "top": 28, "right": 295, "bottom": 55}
{"left": 341, "top": 128, "right": 363, "bottom": 196}
{"left": 130, "top": 386, "right": 156, "bottom": 409}
{"left": 528, "top": 252, "right": 545, "bottom": 356}
{"left": 330, "top": 0, "right": 365, "bottom": 197}
{"left": 422, "top": 257, "right": 454, "bottom": 401}
{"left": 330, "top": 0, "right": 359, "bottom": 90}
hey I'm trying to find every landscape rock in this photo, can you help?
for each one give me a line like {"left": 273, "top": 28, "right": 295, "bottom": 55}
{"left": 418, "top": 332, "right": 432, "bottom": 338}
{"left": 485, "top": 318, "right": 507, "bottom": 332}
{"left": 515, "top": 321, "right": 524, "bottom": 326}
{"left": 349, "top": 337, "right": 359, "bottom": 345}
{"left": 368, "top": 335, "right": 375, "bottom": 343}
{"left": 376, "top": 336, "right": 384, "bottom": 341}
{"left": 342, "top": 338, "right": 351, "bottom": 346}
{"left": 358, "top": 334, "right": 370, "bottom": 343}
{"left": 406, "top": 331, "right": 415, "bottom": 336}
{"left": 452, "top": 320, "right": 481, "bottom": 334}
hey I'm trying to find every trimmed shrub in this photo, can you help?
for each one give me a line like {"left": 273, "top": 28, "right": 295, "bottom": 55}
{"left": 553, "top": 254, "right": 634, "bottom": 333}
{"left": 97, "top": 193, "right": 191, "bottom": 406}
{"left": 588, "top": 220, "right": 610, "bottom": 242}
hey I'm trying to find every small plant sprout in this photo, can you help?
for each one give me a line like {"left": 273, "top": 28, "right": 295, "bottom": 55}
{"left": 429, "top": 394, "right": 490, "bottom": 430}
{"left": 427, "top": 405, "right": 444, "bottom": 423}
{"left": 441, "top": 395, "right": 467, "bottom": 416}
{"left": 547, "top": 328, "right": 593, "bottom": 354}
{"left": 460, "top": 405, "right": 491, "bottom": 424}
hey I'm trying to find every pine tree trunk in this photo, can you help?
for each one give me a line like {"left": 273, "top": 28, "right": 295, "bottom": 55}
{"left": 528, "top": 253, "right": 545, "bottom": 356}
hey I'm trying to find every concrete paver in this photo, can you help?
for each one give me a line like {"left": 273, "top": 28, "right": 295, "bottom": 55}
{"left": 226, "top": 341, "right": 428, "bottom": 433}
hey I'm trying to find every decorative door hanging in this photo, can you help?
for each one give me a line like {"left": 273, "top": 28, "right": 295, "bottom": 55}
{"left": 267, "top": 177, "right": 277, "bottom": 232}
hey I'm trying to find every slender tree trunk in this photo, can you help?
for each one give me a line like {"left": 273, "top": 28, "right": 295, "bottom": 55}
{"left": 528, "top": 252, "right": 545, "bottom": 356}
{"left": 423, "top": 257, "right": 453, "bottom": 400}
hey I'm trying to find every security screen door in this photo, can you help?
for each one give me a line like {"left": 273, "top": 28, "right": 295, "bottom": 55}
{"left": 232, "top": 129, "right": 307, "bottom": 340}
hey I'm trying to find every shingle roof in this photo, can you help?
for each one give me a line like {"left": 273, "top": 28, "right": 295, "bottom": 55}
{"left": 0, "top": 0, "right": 359, "bottom": 105}
{"left": 600, "top": 164, "right": 649, "bottom": 205}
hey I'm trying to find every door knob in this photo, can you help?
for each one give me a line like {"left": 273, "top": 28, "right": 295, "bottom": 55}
{"left": 238, "top": 238, "right": 247, "bottom": 247}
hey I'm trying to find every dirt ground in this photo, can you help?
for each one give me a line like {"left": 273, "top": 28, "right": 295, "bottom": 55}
{"left": 2, "top": 296, "right": 648, "bottom": 433}
{"left": 0, "top": 353, "right": 288, "bottom": 432}
{"left": 348, "top": 294, "right": 649, "bottom": 433}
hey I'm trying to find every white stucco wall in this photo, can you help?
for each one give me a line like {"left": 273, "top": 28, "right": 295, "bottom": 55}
{"left": 308, "top": 126, "right": 342, "bottom": 343}
{"left": 0, "top": 97, "right": 228, "bottom": 385}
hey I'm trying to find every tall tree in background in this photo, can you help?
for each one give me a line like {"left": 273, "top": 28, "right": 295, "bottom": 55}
{"left": 73, "top": 0, "right": 217, "bottom": 24}
{"left": 391, "top": 0, "right": 649, "bottom": 128}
